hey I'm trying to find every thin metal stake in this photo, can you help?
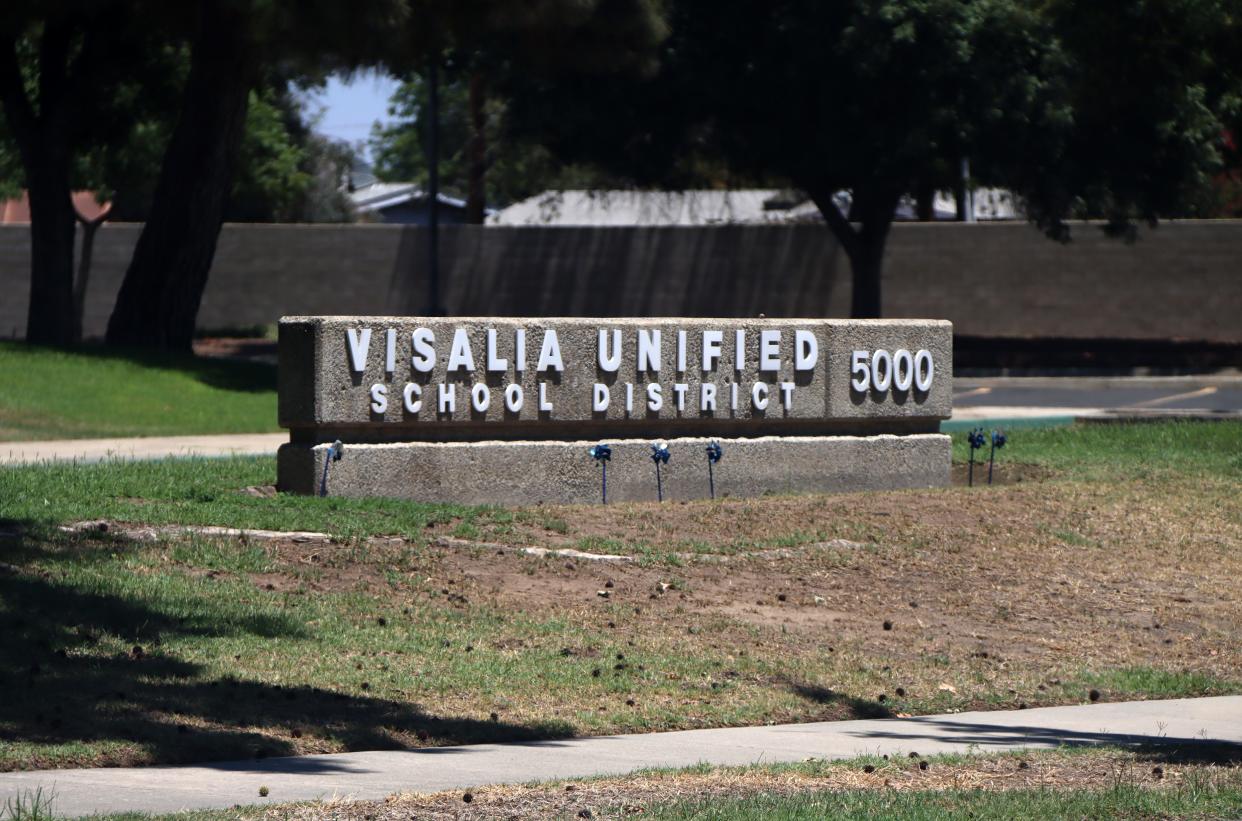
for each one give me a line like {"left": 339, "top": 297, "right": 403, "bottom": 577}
{"left": 708, "top": 459, "right": 715, "bottom": 500}
{"left": 319, "top": 440, "right": 344, "bottom": 497}
{"left": 655, "top": 461, "right": 663, "bottom": 502}
{"left": 319, "top": 450, "right": 332, "bottom": 497}
{"left": 601, "top": 461, "right": 608, "bottom": 504}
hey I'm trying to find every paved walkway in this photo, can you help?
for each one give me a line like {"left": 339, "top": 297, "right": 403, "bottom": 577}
{"left": 2, "top": 697, "right": 1239, "bottom": 817}
{"left": 0, "top": 433, "right": 286, "bottom": 466}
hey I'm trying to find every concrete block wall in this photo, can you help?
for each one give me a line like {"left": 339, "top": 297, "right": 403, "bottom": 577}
{"left": 1, "top": 221, "right": 1238, "bottom": 342}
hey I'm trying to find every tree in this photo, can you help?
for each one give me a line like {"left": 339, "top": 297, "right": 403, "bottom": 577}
{"left": 368, "top": 70, "right": 619, "bottom": 214}
{"left": 503, "top": 0, "right": 1241, "bottom": 317}
{"left": 104, "top": 0, "right": 272, "bottom": 349}
{"left": 0, "top": 3, "right": 167, "bottom": 344}
{"left": 1016, "top": 0, "right": 1242, "bottom": 235}
{"left": 105, "top": 0, "right": 664, "bottom": 349}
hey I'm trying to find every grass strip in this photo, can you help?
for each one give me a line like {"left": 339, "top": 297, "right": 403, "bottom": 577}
{"left": 0, "top": 342, "right": 277, "bottom": 441}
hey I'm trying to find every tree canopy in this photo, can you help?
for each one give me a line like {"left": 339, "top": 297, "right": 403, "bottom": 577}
{"left": 2, "top": 0, "right": 665, "bottom": 348}
{"left": 502, "top": 0, "right": 1242, "bottom": 316}
{"left": 368, "top": 70, "right": 621, "bottom": 213}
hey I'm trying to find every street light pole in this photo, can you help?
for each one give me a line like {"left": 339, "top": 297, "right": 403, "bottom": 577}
{"left": 425, "top": 57, "right": 444, "bottom": 315}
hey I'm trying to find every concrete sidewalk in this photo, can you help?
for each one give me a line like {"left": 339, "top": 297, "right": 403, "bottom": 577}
{"left": 2, "top": 697, "right": 1239, "bottom": 818}
{"left": 0, "top": 433, "right": 286, "bottom": 466}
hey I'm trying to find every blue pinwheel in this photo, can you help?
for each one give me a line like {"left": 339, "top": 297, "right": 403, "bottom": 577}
{"left": 650, "top": 440, "right": 671, "bottom": 501}
{"left": 705, "top": 441, "right": 723, "bottom": 499}
{"left": 967, "top": 428, "right": 986, "bottom": 487}
{"left": 589, "top": 443, "right": 612, "bottom": 503}
{"left": 319, "top": 439, "right": 344, "bottom": 497}
{"left": 988, "top": 430, "right": 1007, "bottom": 485}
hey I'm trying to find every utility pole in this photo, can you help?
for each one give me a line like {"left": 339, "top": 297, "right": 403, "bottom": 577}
{"left": 425, "top": 57, "right": 444, "bottom": 315}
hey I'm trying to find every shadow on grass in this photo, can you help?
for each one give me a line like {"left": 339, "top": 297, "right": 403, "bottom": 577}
{"left": 785, "top": 681, "right": 895, "bottom": 720}
{"left": 12, "top": 342, "right": 276, "bottom": 394}
{"left": 0, "top": 521, "right": 572, "bottom": 772}
{"left": 842, "top": 717, "right": 1242, "bottom": 762}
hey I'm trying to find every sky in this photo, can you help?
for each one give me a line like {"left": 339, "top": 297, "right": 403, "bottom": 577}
{"left": 304, "top": 71, "right": 401, "bottom": 159}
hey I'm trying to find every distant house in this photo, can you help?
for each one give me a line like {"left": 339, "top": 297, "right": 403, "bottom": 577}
{"left": 0, "top": 191, "right": 110, "bottom": 224}
{"left": 487, "top": 190, "right": 822, "bottom": 226}
{"left": 347, "top": 182, "right": 476, "bottom": 225}
{"left": 487, "top": 188, "right": 1021, "bottom": 226}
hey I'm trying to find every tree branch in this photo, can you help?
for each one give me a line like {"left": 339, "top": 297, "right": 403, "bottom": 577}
{"left": 807, "top": 185, "right": 860, "bottom": 260}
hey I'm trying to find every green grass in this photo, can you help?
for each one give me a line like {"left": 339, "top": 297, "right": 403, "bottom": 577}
{"left": 951, "top": 419, "right": 1242, "bottom": 480}
{"left": 645, "top": 783, "right": 1242, "bottom": 819}
{"left": 0, "top": 456, "right": 472, "bottom": 539}
{"left": 63, "top": 748, "right": 1242, "bottom": 820}
{"left": 1, "top": 420, "right": 1236, "bottom": 544}
{"left": 0, "top": 342, "right": 277, "bottom": 440}
{"left": 0, "top": 421, "right": 1239, "bottom": 772}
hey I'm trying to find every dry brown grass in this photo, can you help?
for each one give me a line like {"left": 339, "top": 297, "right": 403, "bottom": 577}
{"left": 237, "top": 748, "right": 1242, "bottom": 820}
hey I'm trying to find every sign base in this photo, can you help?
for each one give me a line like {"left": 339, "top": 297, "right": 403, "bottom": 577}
{"left": 278, "top": 434, "right": 950, "bottom": 505}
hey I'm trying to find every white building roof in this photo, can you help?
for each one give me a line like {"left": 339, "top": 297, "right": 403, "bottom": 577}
{"left": 348, "top": 182, "right": 468, "bottom": 214}
{"left": 489, "top": 188, "right": 1022, "bottom": 226}
{"left": 487, "top": 190, "right": 822, "bottom": 226}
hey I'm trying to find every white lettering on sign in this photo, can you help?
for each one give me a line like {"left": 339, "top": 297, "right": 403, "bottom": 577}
{"left": 759, "top": 330, "right": 781, "bottom": 371}
{"left": 598, "top": 329, "right": 622, "bottom": 372}
{"left": 403, "top": 382, "right": 422, "bottom": 413}
{"left": 438, "top": 383, "right": 456, "bottom": 413}
{"left": 794, "top": 330, "right": 817, "bottom": 371}
{"left": 504, "top": 383, "right": 524, "bottom": 412}
{"left": 447, "top": 329, "right": 476, "bottom": 371}
{"left": 469, "top": 382, "right": 489, "bottom": 409}
{"left": 780, "top": 382, "right": 795, "bottom": 410}
{"left": 701, "top": 383, "right": 717, "bottom": 412}
{"left": 471, "top": 383, "right": 491, "bottom": 412}
{"left": 851, "top": 349, "right": 935, "bottom": 394}
{"left": 370, "top": 383, "right": 387, "bottom": 413}
{"left": 537, "top": 331, "right": 564, "bottom": 372}
{"left": 486, "top": 329, "right": 508, "bottom": 373}
{"left": 752, "top": 382, "right": 769, "bottom": 410}
{"left": 348, "top": 328, "right": 372, "bottom": 373}
{"left": 702, "top": 330, "right": 723, "bottom": 371}
{"left": 411, "top": 328, "right": 436, "bottom": 372}
{"left": 342, "top": 324, "right": 936, "bottom": 420}
{"left": 893, "top": 349, "right": 914, "bottom": 391}
{"left": 638, "top": 329, "right": 661, "bottom": 372}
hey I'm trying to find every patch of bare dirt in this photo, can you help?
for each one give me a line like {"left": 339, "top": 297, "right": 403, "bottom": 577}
{"left": 239, "top": 476, "right": 1242, "bottom": 682}
{"left": 950, "top": 461, "right": 1055, "bottom": 486}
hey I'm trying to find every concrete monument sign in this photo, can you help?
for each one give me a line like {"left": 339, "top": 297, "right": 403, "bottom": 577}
{"left": 277, "top": 317, "right": 952, "bottom": 503}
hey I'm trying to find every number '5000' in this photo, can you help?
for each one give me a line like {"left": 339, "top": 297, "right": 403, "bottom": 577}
{"left": 850, "top": 349, "right": 934, "bottom": 394}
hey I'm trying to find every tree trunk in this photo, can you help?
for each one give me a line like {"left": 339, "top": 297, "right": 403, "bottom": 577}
{"left": 849, "top": 226, "right": 887, "bottom": 319}
{"left": 1, "top": 32, "right": 78, "bottom": 346}
{"left": 106, "top": 1, "right": 253, "bottom": 351}
{"left": 915, "top": 183, "right": 935, "bottom": 221}
{"left": 72, "top": 205, "right": 112, "bottom": 341}
{"left": 808, "top": 186, "right": 898, "bottom": 319}
{"left": 23, "top": 150, "right": 78, "bottom": 345}
{"left": 465, "top": 71, "right": 487, "bottom": 224}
